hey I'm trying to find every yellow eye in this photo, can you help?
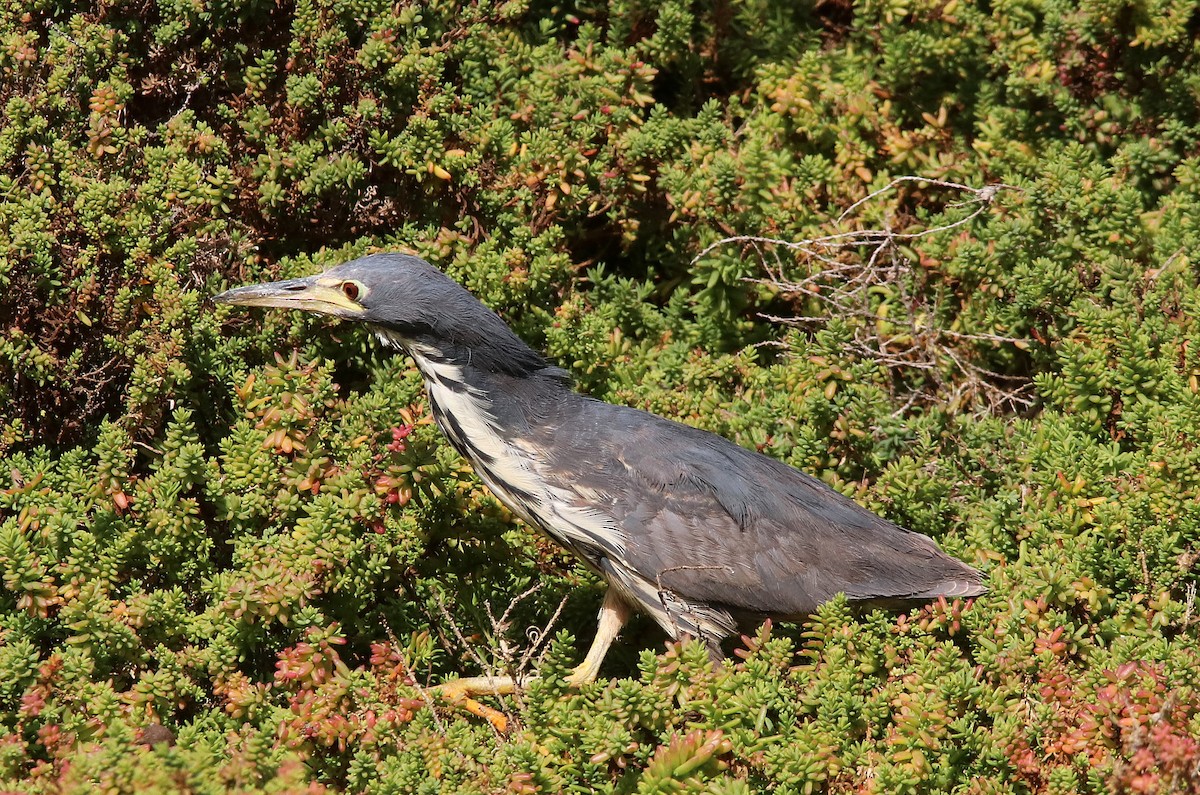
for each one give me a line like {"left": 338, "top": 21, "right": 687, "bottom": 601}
{"left": 342, "top": 281, "right": 361, "bottom": 301}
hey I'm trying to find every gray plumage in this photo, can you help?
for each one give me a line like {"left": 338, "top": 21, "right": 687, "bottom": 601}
{"left": 215, "top": 252, "right": 986, "bottom": 661}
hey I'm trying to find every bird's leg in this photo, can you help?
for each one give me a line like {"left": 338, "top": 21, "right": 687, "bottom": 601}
{"left": 564, "top": 589, "right": 633, "bottom": 686}
{"left": 433, "top": 590, "right": 632, "bottom": 731}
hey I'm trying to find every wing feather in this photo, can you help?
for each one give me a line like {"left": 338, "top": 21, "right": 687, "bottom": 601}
{"left": 537, "top": 397, "right": 985, "bottom": 620}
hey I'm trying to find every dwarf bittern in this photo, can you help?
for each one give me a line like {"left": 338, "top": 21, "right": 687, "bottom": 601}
{"left": 214, "top": 253, "right": 986, "bottom": 725}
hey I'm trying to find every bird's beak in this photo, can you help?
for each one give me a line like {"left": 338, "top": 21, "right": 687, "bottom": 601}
{"left": 212, "top": 275, "right": 365, "bottom": 318}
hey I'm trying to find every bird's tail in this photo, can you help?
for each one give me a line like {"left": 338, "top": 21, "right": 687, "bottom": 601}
{"left": 909, "top": 576, "right": 988, "bottom": 600}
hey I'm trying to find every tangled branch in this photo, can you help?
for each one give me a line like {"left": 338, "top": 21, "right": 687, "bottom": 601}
{"left": 696, "top": 178, "right": 1033, "bottom": 413}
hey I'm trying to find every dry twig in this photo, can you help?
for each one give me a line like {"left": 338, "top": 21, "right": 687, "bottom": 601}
{"left": 695, "top": 178, "right": 1033, "bottom": 413}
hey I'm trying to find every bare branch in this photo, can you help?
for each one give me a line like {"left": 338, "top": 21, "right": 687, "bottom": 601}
{"left": 835, "top": 177, "right": 1015, "bottom": 226}
{"left": 519, "top": 592, "right": 571, "bottom": 671}
{"left": 692, "top": 178, "right": 1030, "bottom": 414}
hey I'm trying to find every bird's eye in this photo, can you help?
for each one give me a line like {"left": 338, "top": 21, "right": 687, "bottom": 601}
{"left": 342, "top": 281, "right": 360, "bottom": 301}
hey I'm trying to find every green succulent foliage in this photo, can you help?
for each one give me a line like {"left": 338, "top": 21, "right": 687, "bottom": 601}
{"left": 2, "top": 0, "right": 1200, "bottom": 791}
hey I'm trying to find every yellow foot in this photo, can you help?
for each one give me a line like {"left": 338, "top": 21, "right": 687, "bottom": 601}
{"left": 563, "top": 660, "right": 600, "bottom": 689}
{"left": 430, "top": 663, "right": 599, "bottom": 732}
{"left": 427, "top": 590, "right": 633, "bottom": 731}
{"left": 432, "top": 675, "right": 518, "bottom": 732}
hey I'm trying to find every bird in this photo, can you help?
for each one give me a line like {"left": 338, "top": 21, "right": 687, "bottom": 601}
{"left": 214, "top": 252, "right": 986, "bottom": 722}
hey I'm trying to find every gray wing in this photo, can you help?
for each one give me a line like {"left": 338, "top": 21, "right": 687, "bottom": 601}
{"left": 539, "top": 398, "right": 985, "bottom": 624}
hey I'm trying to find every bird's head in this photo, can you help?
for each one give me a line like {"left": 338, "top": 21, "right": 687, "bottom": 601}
{"left": 213, "top": 252, "right": 559, "bottom": 379}
{"left": 213, "top": 252, "right": 457, "bottom": 328}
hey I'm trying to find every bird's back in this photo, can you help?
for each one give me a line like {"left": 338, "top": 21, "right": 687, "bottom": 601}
{"left": 526, "top": 393, "right": 986, "bottom": 622}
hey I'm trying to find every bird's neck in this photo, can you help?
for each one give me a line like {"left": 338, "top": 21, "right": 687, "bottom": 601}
{"left": 372, "top": 326, "right": 568, "bottom": 458}
{"left": 372, "top": 326, "right": 566, "bottom": 394}
{"left": 374, "top": 326, "right": 625, "bottom": 571}
{"left": 373, "top": 327, "right": 570, "bottom": 528}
